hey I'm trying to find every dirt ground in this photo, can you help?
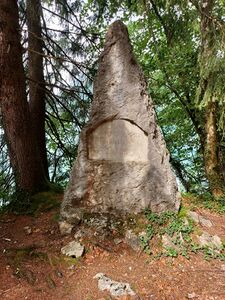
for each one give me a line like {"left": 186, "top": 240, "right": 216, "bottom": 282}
{"left": 0, "top": 199, "right": 225, "bottom": 300}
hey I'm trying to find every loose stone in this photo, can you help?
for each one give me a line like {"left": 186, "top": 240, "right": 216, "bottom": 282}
{"left": 58, "top": 221, "right": 74, "bottom": 235}
{"left": 61, "top": 241, "right": 85, "bottom": 258}
{"left": 198, "top": 232, "right": 222, "bottom": 250}
{"left": 94, "top": 273, "right": 136, "bottom": 298}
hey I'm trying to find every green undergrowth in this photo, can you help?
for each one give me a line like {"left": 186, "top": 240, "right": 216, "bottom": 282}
{"left": 183, "top": 192, "right": 225, "bottom": 214}
{"left": 5, "top": 246, "right": 48, "bottom": 276}
{"left": 4, "top": 189, "right": 63, "bottom": 216}
{"left": 54, "top": 255, "right": 81, "bottom": 267}
{"left": 139, "top": 208, "right": 225, "bottom": 261}
{"left": 29, "top": 191, "right": 62, "bottom": 215}
{"left": 4, "top": 245, "right": 77, "bottom": 285}
{"left": 5, "top": 245, "right": 79, "bottom": 270}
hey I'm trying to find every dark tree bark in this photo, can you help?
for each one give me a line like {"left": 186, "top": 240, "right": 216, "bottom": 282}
{"left": 199, "top": 0, "right": 225, "bottom": 196}
{"left": 27, "top": 0, "right": 49, "bottom": 179}
{"left": 0, "top": 0, "right": 47, "bottom": 193}
{"left": 203, "top": 101, "right": 224, "bottom": 196}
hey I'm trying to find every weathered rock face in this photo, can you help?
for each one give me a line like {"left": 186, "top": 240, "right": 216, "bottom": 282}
{"left": 61, "top": 20, "right": 180, "bottom": 223}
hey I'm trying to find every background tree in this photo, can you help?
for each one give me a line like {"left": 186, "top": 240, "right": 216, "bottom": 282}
{"left": 27, "top": 0, "right": 49, "bottom": 179}
{"left": 195, "top": 0, "right": 225, "bottom": 196}
{"left": 0, "top": 0, "right": 96, "bottom": 205}
{"left": 0, "top": 0, "right": 47, "bottom": 194}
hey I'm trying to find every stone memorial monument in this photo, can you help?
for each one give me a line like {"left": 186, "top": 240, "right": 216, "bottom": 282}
{"left": 61, "top": 21, "right": 180, "bottom": 224}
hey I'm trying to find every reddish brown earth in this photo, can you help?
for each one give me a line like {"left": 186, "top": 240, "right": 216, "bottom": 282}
{"left": 0, "top": 200, "right": 225, "bottom": 300}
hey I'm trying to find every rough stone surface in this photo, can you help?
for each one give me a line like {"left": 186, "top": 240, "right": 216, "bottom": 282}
{"left": 61, "top": 241, "right": 85, "bottom": 258}
{"left": 187, "top": 211, "right": 213, "bottom": 228}
{"left": 114, "top": 238, "right": 123, "bottom": 245}
{"left": 74, "top": 228, "right": 87, "bottom": 240}
{"left": 187, "top": 211, "right": 200, "bottom": 224}
{"left": 199, "top": 216, "right": 213, "bottom": 228}
{"left": 59, "top": 221, "right": 74, "bottom": 235}
{"left": 125, "top": 230, "right": 142, "bottom": 252}
{"left": 198, "top": 232, "right": 222, "bottom": 250}
{"left": 94, "top": 273, "right": 136, "bottom": 298}
{"left": 23, "top": 226, "right": 32, "bottom": 235}
{"left": 161, "top": 232, "right": 184, "bottom": 251}
{"left": 61, "top": 20, "right": 179, "bottom": 222}
{"left": 162, "top": 233, "right": 176, "bottom": 249}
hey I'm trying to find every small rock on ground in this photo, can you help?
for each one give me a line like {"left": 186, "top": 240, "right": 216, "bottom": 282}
{"left": 198, "top": 232, "right": 222, "bottom": 250}
{"left": 125, "top": 230, "right": 142, "bottom": 252}
{"left": 187, "top": 211, "right": 212, "bottom": 228}
{"left": 114, "top": 238, "right": 123, "bottom": 245}
{"left": 23, "top": 226, "right": 32, "bottom": 235}
{"left": 198, "top": 216, "right": 213, "bottom": 228}
{"left": 94, "top": 273, "right": 137, "bottom": 298}
{"left": 187, "top": 292, "right": 198, "bottom": 299}
{"left": 188, "top": 211, "right": 199, "bottom": 224}
{"left": 74, "top": 228, "right": 87, "bottom": 240}
{"left": 59, "top": 221, "right": 74, "bottom": 235}
{"left": 162, "top": 233, "right": 176, "bottom": 249}
{"left": 61, "top": 241, "right": 85, "bottom": 257}
{"left": 162, "top": 232, "right": 183, "bottom": 250}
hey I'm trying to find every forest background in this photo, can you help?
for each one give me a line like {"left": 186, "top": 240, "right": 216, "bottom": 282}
{"left": 0, "top": 0, "right": 225, "bottom": 211}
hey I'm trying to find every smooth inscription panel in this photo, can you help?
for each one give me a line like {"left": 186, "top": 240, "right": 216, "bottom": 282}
{"left": 88, "top": 119, "right": 148, "bottom": 162}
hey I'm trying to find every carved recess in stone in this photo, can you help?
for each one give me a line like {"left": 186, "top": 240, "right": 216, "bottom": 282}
{"left": 88, "top": 119, "right": 148, "bottom": 163}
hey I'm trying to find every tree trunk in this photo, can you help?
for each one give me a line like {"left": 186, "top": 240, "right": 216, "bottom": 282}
{"left": 204, "top": 101, "right": 224, "bottom": 196}
{"left": 0, "top": 0, "right": 47, "bottom": 193}
{"left": 27, "top": 0, "right": 49, "bottom": 179}
{"left": 199, "top": 0, "right": 225, "bottom": 196}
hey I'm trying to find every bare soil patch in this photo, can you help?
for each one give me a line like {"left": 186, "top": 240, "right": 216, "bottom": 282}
{"left": 0, "top": 200, "right": 225, "bottom": 300}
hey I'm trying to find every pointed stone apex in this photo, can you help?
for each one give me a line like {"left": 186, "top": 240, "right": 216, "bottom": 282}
{"left": 105, "top": 20, "right": 129, "bottom": 42}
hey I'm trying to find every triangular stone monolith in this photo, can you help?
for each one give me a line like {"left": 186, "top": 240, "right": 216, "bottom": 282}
{"left": 61, "top": 21, "right": 180, "bottom": 223}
